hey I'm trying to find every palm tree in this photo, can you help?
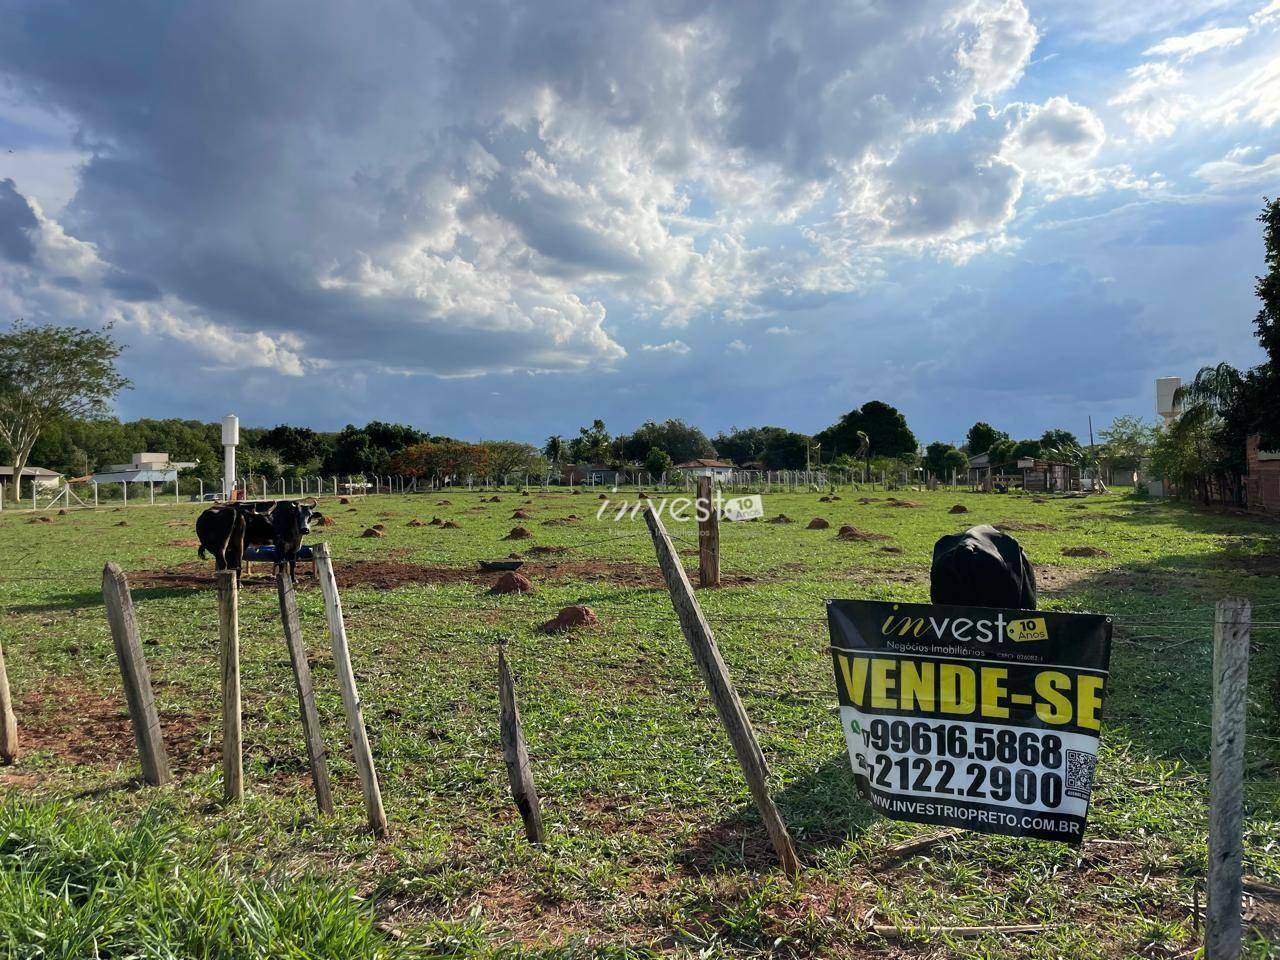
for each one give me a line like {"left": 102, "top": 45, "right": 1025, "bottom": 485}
{"left": 1174, "top": 362, "right": 1244, "bottom": 426}
{"left": 543, "top": 435, "right": 565, "bottom": 464}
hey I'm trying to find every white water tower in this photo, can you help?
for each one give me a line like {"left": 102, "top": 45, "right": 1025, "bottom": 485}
{"left": 221, "top": 414, "right": 239, "bottom": 500}
{"left": 1155, "top": 377, "right": 1181, "bottom": 424}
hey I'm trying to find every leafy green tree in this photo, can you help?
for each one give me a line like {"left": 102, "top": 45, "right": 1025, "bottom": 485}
{"left": 644, "top": 446, "right": 672, "bottom": 480}
{"left": 711, "top": 426, "right": 810, "bottom": 468}
{"left": 1039, "top": 428, "right": 1079, "bottom": 451}
{"left": 924, "top": 441, "right": 967, "bottom": 478}
{"left": 965, "top": 422, "right": 1008, "bottom": 456}
{"left": 1098, "top": 416, "right": 1156, "bottom": 466}
{"left": 260, "top": 425, "right": 328, "bottom": 466}
{"left": 567, "top": 419, "right": 611, "bottom": 463}
{"left": 816, "top": 400, "right": 917, "bottom": 460}
{"left": 617, "top": 419, "right": 714, "bottom": 463}
{"left": 480, "top": 441, "right": 541, "bottom": 481}
{"left": 0, "top": 320, "right": 130, "bottom": 497}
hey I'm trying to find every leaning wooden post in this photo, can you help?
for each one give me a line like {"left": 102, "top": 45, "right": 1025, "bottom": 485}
{"left": 696, "top": 474, "right": 720, "bottom": 588}
{"left": 217, "top": 570, "right": 243, "bottom": 802}
{"left": 1206, "top": 598, "right": 1250, "bottom": 960}
{"left": 498, "top": 646, "right": 544, "bottom": 843}
{"left": 102, "top": 563, "right": 171, "bottom": 786}
{"left": 313, "top": 543, "right": 388, "bottom": 838}
{"left": 277, "top": 571, "right": 334, "bottom": 814}
{"left": 0, "top": 631, "right": 18, "bottom": 763}
{"left": 643, "top": 506, "right": 800, "bottom": 876}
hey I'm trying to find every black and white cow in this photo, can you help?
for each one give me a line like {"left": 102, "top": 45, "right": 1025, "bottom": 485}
{"left": 930, "top": 524, "right": 1037, "bottom": 610}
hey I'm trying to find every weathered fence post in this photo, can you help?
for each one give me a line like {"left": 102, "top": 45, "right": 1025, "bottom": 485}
{"left": 696, "top": 474, "right": 720, "bottom": 588}
{"left": 498, "top": 646, "right": 544, "bottom": 843}
{"left": 102, "top": 563, "right": 171, "bottom": 786}
{"left": 313, "top": 543, "right": 388, "bottom": 838}
{"left": 643, "top": 506, "right": 800, "bottom": 876}
{"left": 217, "top": 570, "right": 243, "bottom": 802}
{"left": 1206, "top": 598, "right": 1250, "bottom": 960}
{"left": 277, "top": 571, "right": 334, "bottom": 814}
{"left": 0, "top": 632, "right": 17, "bottom": 763}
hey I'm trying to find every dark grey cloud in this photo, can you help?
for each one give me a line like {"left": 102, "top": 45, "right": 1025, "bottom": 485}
{"left": 0, "top": 178, "right": 37, "bottom": 263}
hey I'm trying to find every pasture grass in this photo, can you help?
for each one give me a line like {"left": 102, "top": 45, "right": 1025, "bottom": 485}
{"left": 0, "top": 485, "right": 1278, "bottom": 957}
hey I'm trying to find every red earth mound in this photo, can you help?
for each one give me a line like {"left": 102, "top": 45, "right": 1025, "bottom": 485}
{"left": 361, "top": 527, "right": 384, "bottom": 538}
{"left": 806, "top": 518, "right": 830, "bottom": 529}
{"left": 1062, "top": 545, "right": 1109, "bottom": 557}
{"left": 441, "top": 520, "right": 461, "bottom": 528}
{"left": 316, "top": 515, "right": 337, "bottom": 526}
{"left": 541, "top": 605, "right": 599, "bottom": 633}
{"left": 948, "top": 504, "right": 969, "bottom": 514}
{"left": 407, "top": 519, "right": 427, "bottom": 527}
{"left": 885, "top": 498, "right": 922, "bottom": 508}
{"left": 504, "top": 526, "right": 534, "bottom": 540}
{"left": 511, "top": 509, "right": 531, "bottom": 519}
{"left": 490, "top": 571, "right": 533, "bottom": 594}
{"left": 436, "top": 499, "right": 451, "bottom": 505}
{"left": 836, "top": 525, "right": 891, "bottom": 542}
{"left": 767, "top": 515, "right": 793, "bottom": 524}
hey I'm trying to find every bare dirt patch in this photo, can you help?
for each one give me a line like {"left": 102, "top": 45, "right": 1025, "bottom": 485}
{"left": 16, "top": 676, "right": 213, "bottom": 770}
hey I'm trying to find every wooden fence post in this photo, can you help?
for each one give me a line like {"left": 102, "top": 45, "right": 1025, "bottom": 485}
{"left": 1206, "top": 598, "right": 1250, "bottom": 960}
{"left": 102, "top": 563, "right": 171, "bottom": 786}
{"left": 217, "top": 570, "right": 243, "bottom": 802}
{"left": 643, "top": 506, "right": 800, "bottom": 876}
{"left": 277, "top": 571, "right": 334, "bottom": 814}
{"left": 313, "top": 543, "right": 388, "bottom": 838}
{"left": 697, "top": 475, "right": 720, "bottom": 588}
{"left": 498, "top": 647, "right": 544, "bottom": 843}
{"left": 0, "top": 632, "right": 17, "bottom": 763}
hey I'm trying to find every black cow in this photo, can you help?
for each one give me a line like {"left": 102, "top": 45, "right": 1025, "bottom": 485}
{"left": 930, "top": 524, "right": 1037, "bottom": 610}
{"left": 196, "top": 499, "right": 318, "bottom": 579}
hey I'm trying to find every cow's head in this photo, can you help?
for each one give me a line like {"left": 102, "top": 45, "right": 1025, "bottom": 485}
{"left": 298, "top": 497, "right": 318, "bottom": 534}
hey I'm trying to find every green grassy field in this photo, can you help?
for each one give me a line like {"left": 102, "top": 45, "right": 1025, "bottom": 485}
{"left": 1, "top": 486, "right": 1278, "bottom": 958}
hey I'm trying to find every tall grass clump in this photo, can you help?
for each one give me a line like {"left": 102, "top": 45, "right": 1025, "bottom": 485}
{"left": 0, "top": 799, "right": 396, "bottom": 958}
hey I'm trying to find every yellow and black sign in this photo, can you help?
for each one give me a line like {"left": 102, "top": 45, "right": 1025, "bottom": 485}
{"left": 828, "top": 599, "right": 1112, "bottom": 844}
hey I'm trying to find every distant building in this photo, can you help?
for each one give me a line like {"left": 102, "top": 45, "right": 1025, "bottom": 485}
{"left": 1017, "top": 457, "right": 1080, "bottom": 494}
{"left": 561, "top": 463, "right": 623, "bottom": 486}
{"left": 674, "top": 458, "right": 734, "bottom": 480}
{"left": 0, "top": 465, "right": 63, "bottom": 495}
{"left": 92, "top": 452, "right": 197, "bottom": 485}
{"left": 1245, "top": 434, "right": 1280, "bottom": 514}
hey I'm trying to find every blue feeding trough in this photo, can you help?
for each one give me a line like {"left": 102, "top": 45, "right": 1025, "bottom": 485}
{"left": 241, "top": 543, "right": 315, "bottom": 575}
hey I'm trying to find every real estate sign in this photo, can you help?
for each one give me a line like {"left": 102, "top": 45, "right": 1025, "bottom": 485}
{"left": 827, "top": 599, "right": 1112, "bottom": 843}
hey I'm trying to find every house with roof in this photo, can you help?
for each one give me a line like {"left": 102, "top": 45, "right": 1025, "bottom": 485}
{"left": 674, "top": 458, "right": 734, "bottom": 480}
{"left": 0, "top": 465, "right": 63, "bottom": 498}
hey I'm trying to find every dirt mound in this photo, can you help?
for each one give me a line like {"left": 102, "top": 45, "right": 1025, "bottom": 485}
{"left": 598, "top": 493, "right": 608, "bottom": 499}
{"left": 885, "top": 498, "right": 922, "bottom": 508}
{"left": 316, "top": 515, "right": 336, "bottom": 526}
{"left": 436, "top": 499, "right": 451, "bottom": 505}
{"left": 340, "top": 497, "right": 351, "bottom": 504}
{"left": 529, "top": 545, "right": 570, "bottom": 555}
{"left": 836, "top": 525, "right": 891, "bottom": 542}
{"left": 347, "top": 507, "right": 358, "bottom": 513}
{"left": 995, "top": 520, "right": 1055, "bottom": 532}
{"left": 1062, "top": 545, "right": 1109, "bottom": 558}
{"left": 28, "top": 516, "right": 52, "bottom": 524}
{"left": 880, "top": 545, "right": 903, "bottom": 554}
{"left": 126, "top": 557, "right": 719, "bottom": 592}
{"left": 1070, "top": 503, "right": 1089, "bottom": 510}
{"left": 57, "top": 508, "right": 67, "bottom": 516}
{"left": 407, "top": 519, "right": 427, "bottom": 527}
{"left": 1032, "top": 497, "right": 1048, "bottom": 504}
{"left": 441, "top": 520, "right": 461, "bottom": 529}
{"left": 948, "top": 504, "right": 969, "bottom": 514}
{"left": 806, "top": 518, "right": 830, "bottom": 530}
{"left": 115, "top": 521, "right": 129, "bottom": 527}
{"left": 541, "top": 605, "right": 599, "bottom": 633}
{"left": 504, "top": 526, "right": 534, "bottom": 540}
{"left": 857, "top": 497, "right": 880, "bottom": 504}
{"left": 767, "top": 514, "right": 793, "bottom": 524}
{"left": 819, "top": 495, "right": 842, "bottom": 502}
{"left": 371, "top": 523, "right": 386, "bottom": 531}
{"left": 487, "top": 496, "right": 502, "bottom": 503}
{"left": 361, "top": 527, "right": 384, "bottom": 538}
{"left": 511, "top": 509, "right": 531, "bottom": 519}
{"left": 490, "top": 571, "right": 533, "bottom": 594}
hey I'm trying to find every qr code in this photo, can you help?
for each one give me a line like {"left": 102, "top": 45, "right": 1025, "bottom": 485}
{"left": 1065, "top": 749, "right": 1097, "bottom": 800}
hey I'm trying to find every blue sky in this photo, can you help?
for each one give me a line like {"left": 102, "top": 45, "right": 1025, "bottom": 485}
{"left": 1, "top": 0, "right": 1277, "bottom": 447}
